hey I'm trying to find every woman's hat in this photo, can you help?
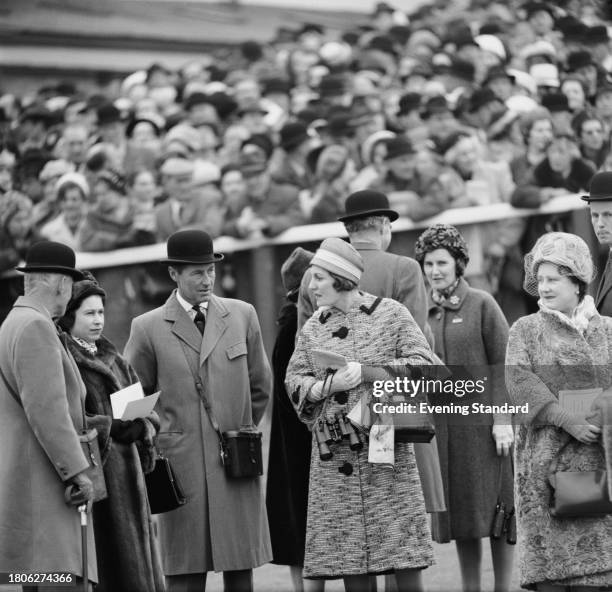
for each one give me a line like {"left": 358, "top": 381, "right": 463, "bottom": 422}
{"left": 310, "top": 238, "right": 364, "bottom": 284}
{"left": 524, "top": 232, "right": 594, "bottom": 295}
{"left": 338, "top": 190, "right": 399, "bottom": 222}
{"left": 160, "top": 229, "right": 224, "bottom": 265}
{"left": 57, "top": 271, "right": 106, "bottom": 332}
{"left": 281, "top": 247, "right": 314, "bottom": 296}
{"left": 16, "top": 241, "right": 84, "bottom": 280}
{"left": 414, "top": 223, "right": 470, "bottom": 275}
{"left": 383, "top": 136, "right": 415, "bottom": 161}
{"left": 581, "top": 171, "right": 612, "bottom": 203}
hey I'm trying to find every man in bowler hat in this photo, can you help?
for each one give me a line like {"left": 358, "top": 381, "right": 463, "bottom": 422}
{"left": 0, "top": 241, "right": 98, "bottom": 590}
{"left": 297, "top": 190, "right": 432, "bottom": 346}
{"left": 124, "top": 229, "right": 272, "bottom": 592}
{"left": 582, "top": 171, "right": 612, "bottom": 316}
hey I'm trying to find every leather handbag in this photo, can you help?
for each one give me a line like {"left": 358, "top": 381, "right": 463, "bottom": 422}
{"left": 145, "top": 451, "right": 187, "bottom": 514}
{"left": 79, "top": 428, "right": 108, "bottom": 502}
{"left": 548, "top": 441, "right": 612, "bottom": 518}
{"left": 222, "top": 428, "right": 264, "bottom": 478}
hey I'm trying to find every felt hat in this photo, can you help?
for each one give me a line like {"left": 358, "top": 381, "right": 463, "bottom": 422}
{"left": 160, "top": 230, "right": 224, "bottom": 265}
{"left": 281, "top": 247, "right": 314, "bottom": 296}
{"left": 384, "top": 136, "right": 415, "bottom": 160}
{"left": 338, "top": 190, "right": 399, "bottom": 222}
{"left": 310, "top": 237, "right": 364, "bottom": 284}
{"left": 279, "top": 122, "right": 310, "bottom": 151}
{"left": 581, "top": 171, "right": 612, "bottom": 202}
{"left": 16, "top": 241, "right": 84, "bottom": 280}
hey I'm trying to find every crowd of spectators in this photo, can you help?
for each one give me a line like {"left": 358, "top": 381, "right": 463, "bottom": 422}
{"left": 0, "top": 0, "right": 610, "bottom": 303}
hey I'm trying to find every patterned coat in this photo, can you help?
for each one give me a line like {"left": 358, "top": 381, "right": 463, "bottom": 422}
{"left": 506, "top": 309, "right": 612, "bottom": 589}
{"left": 285, "top": 292, "right": 435, "bottom": 578}
{"left": 428, "top": 278, "right": 513, "bottom": 542}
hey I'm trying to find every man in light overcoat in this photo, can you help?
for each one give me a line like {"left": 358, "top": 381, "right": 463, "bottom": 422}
{"left": 124, "top": 229, "right": 272, "bottom": 592}
{"left": 0, "top": 241, "right": 97, "bottom": 590}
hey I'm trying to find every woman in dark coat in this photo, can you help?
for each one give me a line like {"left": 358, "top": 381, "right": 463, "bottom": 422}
{"left": 265, "top": 247, "right": 320, "bottom": 592}
{"left": 414, "top": 224, "right": 515, "bottom": 592}
{"left": 58, "top": 272, "right": 165, "bottom": 592}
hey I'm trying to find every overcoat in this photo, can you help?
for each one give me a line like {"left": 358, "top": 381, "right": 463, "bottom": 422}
{"left": 124, "top": 291, "right": 273, "bottom": 574}
{"left": 286, "top": 293, "right": 435, "bottom": 578}
{"left": 427, "top": 278, "right": 514, "bottom": 542}
{"left": 65, "top": 334, "right": 165, "bottom": 592}
{"left": 506, "top": 308, "right": 612, "bottom": 589}
{"left": 0, "top": 296, "right": 97, "bottom": 579}
{"left": 596, "top": 250, "right": 612, "bottom": 317}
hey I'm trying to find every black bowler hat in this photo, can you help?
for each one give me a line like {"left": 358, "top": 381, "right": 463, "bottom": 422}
{"left": 16, "top": 241, "right": 84, "bottom": 280}
{"left": 581, "top": 172, "right": 612, "bottom": 203}
{"left": 338, "top": 190, "right": 399, "bottom": 222}
{"left": 160, "top": 230, "right": 224, "bottom": 265}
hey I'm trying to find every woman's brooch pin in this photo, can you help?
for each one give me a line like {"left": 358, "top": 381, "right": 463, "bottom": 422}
{"left": 449, "top": 295, "right": 460, "bottom": 305}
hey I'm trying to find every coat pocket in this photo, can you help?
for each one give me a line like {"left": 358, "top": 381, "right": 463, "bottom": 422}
{"left": 226, "top": 341, "right": 248, "bottom": 360}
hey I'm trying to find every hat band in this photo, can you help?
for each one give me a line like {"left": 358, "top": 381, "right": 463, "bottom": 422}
{"left": 311, "top": 248, "right": 362, "bottom": 283}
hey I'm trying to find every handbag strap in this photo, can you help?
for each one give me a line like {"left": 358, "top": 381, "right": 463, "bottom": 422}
{"left": 177, "top": 339, "right": 227, "bottom": 463}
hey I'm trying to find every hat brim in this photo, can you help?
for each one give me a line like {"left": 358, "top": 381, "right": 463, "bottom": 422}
{"left": 581, "top": 194, "right": 612, "bottom": 202}
{"left": 338, "top": 208, "right": 399, "bottom": 222}
{"left": 15, "top": 265, "right": 85, "bottom": 280}
{"left": 159, "top": 253, "right": 224, "bottom": 265}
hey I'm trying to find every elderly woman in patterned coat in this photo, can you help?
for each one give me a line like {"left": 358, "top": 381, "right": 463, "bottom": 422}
{"left": 414, "top": 224, "right": 515, "bottom": 592}
{"left": 506, "top": 232, "right": 612, "bottom": 590}
{"left": 285, "top": 237, "right": 436, "bottom": 592}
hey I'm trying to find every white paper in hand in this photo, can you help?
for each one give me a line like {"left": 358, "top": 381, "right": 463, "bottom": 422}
{"left": 110, "top": 382, "right": 144, "bottom": 419}
{"left": 121, "top": 392, "right": 160, "bottom": 420}
{"left": 311, "top": 349, "right": 347, "bottom": 370}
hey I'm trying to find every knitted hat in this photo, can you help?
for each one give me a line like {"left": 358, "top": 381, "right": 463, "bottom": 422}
{"left": 415, "top": 224, "right": 470, "bottom": 276}
{"left": 56, "top": 172, "right": 90, "bottom": 198}
{"left": 523, "top": 232, "right": 595, "bottom": 296}
{"left": 310, "top": 238, "right": 364, "bottom": 284}
{"left": 281, "top": 247, "right": 314, "bottom": 296}
{"left": 39, "top": 159, "right": 74, "bottom": 182}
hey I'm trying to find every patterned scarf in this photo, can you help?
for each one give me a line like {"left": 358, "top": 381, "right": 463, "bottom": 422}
{"left": 72, "top": 335, "right": 98, "bottom": 356}
{"left": 431, "top": 278, "right": 460, "bottom": 305}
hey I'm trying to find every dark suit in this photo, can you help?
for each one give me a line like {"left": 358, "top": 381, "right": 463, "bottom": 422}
{"left": 596, "top": 250, "right": 612, "bottom": 316}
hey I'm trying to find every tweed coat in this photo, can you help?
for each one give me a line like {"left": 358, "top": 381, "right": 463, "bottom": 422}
{"left": 65, "top": 334, "right": 165, "bottom": 592}
{"left": 506, "top": 308, "right": 612, "bottom": 589}
{"left": 0, "top": 297, "right": 97, "bottom": 580}
{"left": 596, "top": 250, "right": 612, "bottom": 317}
{"left": 124, "top": 291, "right": 273, "bottom": 574}
{"left": 285, "top": 293, "right": 436, "bottom": 578}
{"left": 427, "top": 278, "right": 514, "bottom": 542}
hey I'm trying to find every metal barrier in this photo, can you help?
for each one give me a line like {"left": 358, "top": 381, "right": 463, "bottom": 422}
{"left": 0, "top": 194, "right": 593, "bottom": 353}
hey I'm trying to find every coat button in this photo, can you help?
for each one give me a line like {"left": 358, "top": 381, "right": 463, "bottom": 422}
{"left": 338, "top": 462, "right": 353, "bottom": 476}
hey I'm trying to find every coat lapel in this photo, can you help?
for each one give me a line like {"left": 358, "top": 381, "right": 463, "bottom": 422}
{"left": 200, "top": 296, "right": 228, "bottom": 366}
{"left": 164, "top": 291, "right": 203, "bottom": 354}
{"left": 597, "top": 252, "right": 612, "bottom": 309}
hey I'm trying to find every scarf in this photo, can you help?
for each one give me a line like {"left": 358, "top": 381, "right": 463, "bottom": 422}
{"left": 431, "top": 278, "right": 460, "bottom": 305}
{"left": 538, "top": 294, "right": 597, "bottom": 335}
{"left": 72, "top": 335, "right": 98, "bottom": 356}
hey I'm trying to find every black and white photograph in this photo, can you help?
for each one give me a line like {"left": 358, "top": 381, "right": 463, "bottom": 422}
{"left": 1, "top": 0, "right": 612, "bottom": 590}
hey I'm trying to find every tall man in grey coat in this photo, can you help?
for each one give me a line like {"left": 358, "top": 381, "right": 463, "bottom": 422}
{"left": 0, "top": 241, "right": 97, "bottom": 590}
{"left": 583, "top": 171, "right": 612, "bottom": 316}
{"left": 297, "top": 190, "right": 431, "bottom": 344}
{"left": 124, "top": 229, "right": 272, "bottom": 592}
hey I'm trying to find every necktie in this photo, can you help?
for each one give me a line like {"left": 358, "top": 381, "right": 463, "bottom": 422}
{"left": 192, "top": 305, "right": 206, "bottom": 335}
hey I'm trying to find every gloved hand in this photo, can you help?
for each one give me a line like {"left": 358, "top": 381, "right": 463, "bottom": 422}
{"left": 110, "top": 418, "right": 146, "bottom": 444}
{"left": 65, "top": 471, "right": 94, "bottom": 507}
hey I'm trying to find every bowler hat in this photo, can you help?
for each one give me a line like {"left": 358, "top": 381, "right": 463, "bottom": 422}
{"left": 160, "top": 230, "right": 224, "bottom": 265}
{"left": 397, "top": 92, "right": 422, "bottom": 116}
{"left": 338, "top": 190, "right": 399, "bottom": 222}
{"left": 566, "top": 50, "right": 597, "bottom": 73}
{"left": 581, "top": 171, "right": 612, "bottom": 203}
{"left": 96, "top": 103, "right": 122, "bottom": 126}
{"left": 16, "top": 241, "right": 84, "bottom": 280}
{"left": 541, "top": 92, "right": 569, "bottom": 113}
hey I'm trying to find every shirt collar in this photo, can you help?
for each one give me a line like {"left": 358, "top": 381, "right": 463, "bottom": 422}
{"left": 176, "top": 290, "right": 209, "bottom": 313}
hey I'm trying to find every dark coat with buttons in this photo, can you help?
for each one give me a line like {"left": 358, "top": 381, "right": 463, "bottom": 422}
{"left": 427, "top": 278, "right": 514, "bottom": 542}
{"left": 0, "top": 296, "right": 97, "bottom": 579}
{"left": 597, "top": 251, "right": 612, "bottom": 317}
{"left": 124, "top": 291, "right": 273, "bottom": 574}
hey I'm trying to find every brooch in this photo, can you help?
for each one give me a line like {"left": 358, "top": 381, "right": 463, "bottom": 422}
{"left": 449, "top": 295, "right": 460, "bottom": 305}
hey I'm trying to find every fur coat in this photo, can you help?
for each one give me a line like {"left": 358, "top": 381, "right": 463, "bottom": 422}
{"left": 64, "top": 333, "right": 165, "bottom": 592}
{"left": 506, "top": 308, "right": 612, "bottom": 589}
